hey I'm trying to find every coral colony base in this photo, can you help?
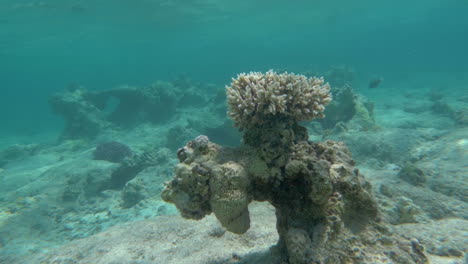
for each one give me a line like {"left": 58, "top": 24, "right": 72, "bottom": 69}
{"left": 162, "top": 71, "right": 429, "bottom": 264}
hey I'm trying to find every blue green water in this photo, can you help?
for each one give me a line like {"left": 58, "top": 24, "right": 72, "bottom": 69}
{"left": 1, "top": 0, "right": 467, "bottom": 137}
{"left": 0, "top": 1, "right": 467, "bottom": 263}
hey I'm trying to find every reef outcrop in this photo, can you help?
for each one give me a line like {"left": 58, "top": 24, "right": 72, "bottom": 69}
{"left": 319, "top": 85, "right": 376, "bottom": 131}
{"left": 162, "top": 71, "right": 428, "bottom": 264}
{"left": 50, "top": 82, "right": 207, "bottom": 140}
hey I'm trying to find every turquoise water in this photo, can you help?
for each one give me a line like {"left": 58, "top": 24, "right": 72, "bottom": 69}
{"left": 1, "top": 0, "right": 467, "bottom": 136}
{"left": 0, "top": 1, "right": 467, "bottom": 263}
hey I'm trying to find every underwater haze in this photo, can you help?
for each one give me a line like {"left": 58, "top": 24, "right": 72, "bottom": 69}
{"left": 0, "top": 0, "right": 467, "bottom": 263}
{"left": 1, "top": 0, "right": 467, "bottom": 137}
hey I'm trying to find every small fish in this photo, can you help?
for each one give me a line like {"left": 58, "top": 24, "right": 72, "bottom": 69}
{"left": 368, "top": 77, "right": 383, "bottom": 89}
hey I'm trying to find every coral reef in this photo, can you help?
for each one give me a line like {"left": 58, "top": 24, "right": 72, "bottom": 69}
{"left": 61, "top": 164, "right": 116, "bottom": 203}
{"left": 318, "top": 85, "right": 376, "bottom": 131}
{"left": 392, "top": 197, "right": 423, "bottom": 224}
{"left": 427, "top": 89, "right": 444, "bottom": 102}
{"left": 203, "top": 120, "right": 242, "bottom": 147}
{"left": 323, "top": 65, "right": 355, "bottom": 88}
{"left": 430, "top": 100, "right": 468, "bottom": 127}
{"left": 162, "top": 71, "right": 428, "bottom": 264}
{"left": 89, "top": 82, "right": 180, "bottom": 126}
{"left": 399, "top": 163, "right": 427, "bottom": 186}
{"left": 165, "top": 125, "right": 198, "bottom": 151}
{"left": 50, "top": 88, "right": 111, "bottom": 140}
{"left": 103, "top": 146, "right": 170, "bottom": 191}
{"left": 430, "top": 100, "right": 455, "bottom": 118}
{"left": 0, "top": 144, "right": 42, "bottom": 167}
{"left": 394, "top": 219, "right": 466, "bottom": 259}
{"left": 106, "top": 148, "right": 162, "bottom": 189}
{"left": 93, "top": 141, "right": 132, "bottom": 163}
{"left": 121, "top": 181, "right": 145, "bottom": 208}
{"left": 454, "top": 108, "right": 468, "bottom": 126}
{"left": 50, "top": 81, "right": 207, "bottom": 140}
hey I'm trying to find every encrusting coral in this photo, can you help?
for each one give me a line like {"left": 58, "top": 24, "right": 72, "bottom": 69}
{"left": 162, "top": 70, "right": 428, "bottom": 264}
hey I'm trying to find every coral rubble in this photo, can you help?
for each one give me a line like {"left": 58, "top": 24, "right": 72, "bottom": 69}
{"left": 162, "top": 71, "right": 428, "bottom": 264}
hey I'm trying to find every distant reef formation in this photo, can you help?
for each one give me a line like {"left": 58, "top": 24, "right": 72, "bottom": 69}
{"left": 50, "top": 80, "right": 208, "bottom": 140}
{"left": 318, "top": 85, "right": 376, "bottom": 132}
{"left": 162, "top": 71, "right": 428, "bottom": 264}
{"left": 314, "top": 66, "right": 377, "bottom": 133}
{"left": 277, "top": 66, "right": 377, "bottom": 134}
